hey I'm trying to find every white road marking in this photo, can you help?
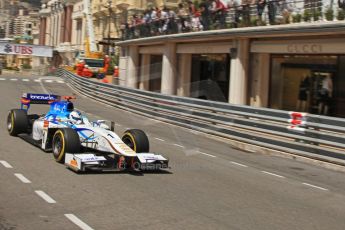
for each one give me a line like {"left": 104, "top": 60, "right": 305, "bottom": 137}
{"left": 261, "top": 171, "right": 285, "bottom": 178}
{"left": 57, "top": 80, "right": 65, "bottom": 83}
{"left": 0, "top": 78, "right": 5, "bottom": 80}
{"left": 198, "top": 151, "right": 216, "bottom": 158}
{"left": 230, "top": 161, "right": 248, "bottom": 167}
{"left": 22, "top": 79, "right": 29, "bottom": 82}
{"left": 115, "top": 124, "right": 122, "bottom": 127}
{"left": 38, "top": 78, "right": 49, "bottom": 94}
{"left": 10, "top": 78, "right": 18, "bottom": 81}
{"left": 14, "top": 173, "right": 31, "bottom": 183}
{"left": 35, "top": 190, "right": 57, "bottom": 203}
{"left": 246, "top": 149, "right": 256, "bottom": 153}
{"left": 173, "top": 144, "right": 184, "bottom": 148}
{"left": 154, "top": 138, "right": 165, "bottom": 142}
{"left": 65, "top": 214, "right": 94, "bottom": 230}
{"left": 44, "top": 80, "right": 53, "bottom": 83}
{"left": 302, "top": 183, "right": 328, "bottom": 191}
{"left": 190, "top": 130, "right": 201, "bottom": 134}
{"left": 0, "top": 160, "right": 13, "bottom": 168}
{"left": 34, "top": 79, "right": 41, "bottom": 82}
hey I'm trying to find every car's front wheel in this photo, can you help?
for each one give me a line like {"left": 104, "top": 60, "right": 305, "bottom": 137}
{"left": 122, "top": 129, "right": 149, "bottom": 153}
{"left": 52, "top": 128, "right": 80, "bottom": 163}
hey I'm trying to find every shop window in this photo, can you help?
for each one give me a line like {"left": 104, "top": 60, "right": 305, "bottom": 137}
{"left": 149, "top": 55, "right": 162, "bottom": 92}
{"left": 269, "top": 55, "right": 344, "bottom": 117}
{"left": 190, "top": 54, "right": 230, "bottom": 102}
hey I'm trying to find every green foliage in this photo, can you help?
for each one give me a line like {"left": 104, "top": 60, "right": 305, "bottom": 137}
{"left": 325, "top": 7, "right": 334, "bottom": 21}
{"left": 292, "top": 13, "right": 302, "bottom": 23}
{"left": 21, "top": 63, "right": 32, "bottom": 69}
{"left": 337, "top": 9, "right": 345, "bottom": 20}
{"left": 303, "top": 9, "right": 312, "bottom": 22}
{"left": 250, "top": 16, "right": 258, "bottom": 27}
{"left": 313, "top": 8, "right": 322, "bottom": 21}
{"left": 193, "top": 0, "right": 199, "bottom": 10}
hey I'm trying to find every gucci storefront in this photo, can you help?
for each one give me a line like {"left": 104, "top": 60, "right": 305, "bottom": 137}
{"left": 251, "top": 38, "right": 345, "bottom": 118}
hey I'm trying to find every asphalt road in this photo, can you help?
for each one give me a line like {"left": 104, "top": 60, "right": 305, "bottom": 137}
{"left": 1, "top": 75, "right": 345, "bottom": 230}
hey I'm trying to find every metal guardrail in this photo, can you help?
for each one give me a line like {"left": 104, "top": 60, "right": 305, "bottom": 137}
{"left": 58, "top": 69, "right": 345, "bottom": 166}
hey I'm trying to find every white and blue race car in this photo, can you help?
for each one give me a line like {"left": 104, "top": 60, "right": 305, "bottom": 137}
{"left": 7, "top": 93, "right": 169, "bottom": 172}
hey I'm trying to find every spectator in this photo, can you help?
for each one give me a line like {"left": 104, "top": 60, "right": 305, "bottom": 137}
{"left": 160, "top": 6, "right": 170, "bottom": 34}
{"left": 191, "top": 10, "right": 203, "bottom": 31}
{"left": 150, "top": 7, "right": 159, "bottom": 35}
{"left": 209, "top": 0, "right": 217, "bottom": 26}
{"left": 257, "top": 0, "right": 266, "bottom": 23}
{"left": 199, "top": 0, "right": 211, "bottom": 30}
{"left": 214, "top": 0, "right": 227, "bottom": 29}
{"left": 143, "top": 9, "right": 152, "bottom": 36}
{"left": 276, "top": 0, "right": 292, "bottom": 24}
{"left": 168, "top": 8, "right": 179, "bottom": 33}
{"left": 228, "top": 0, "right": 241, "bottom": 28}
{"left": 188, "top": 0, "right": 197, "bottom": 16}
{"left": 268, "top": 0, "right": 277, "bottom": 25}
{"left": 177, "top": 3, "right": 189, "bottom": 32}
{"left": 120, "top": 22, "right": 126, "bottom": 40}
{"left": 241, "top": 0, "right": 251, "bottom": 27}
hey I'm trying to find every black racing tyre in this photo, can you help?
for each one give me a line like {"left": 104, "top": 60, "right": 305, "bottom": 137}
{"left": 52, "top": 128, "right": 80, "bottom": 163}
{"left": 122, "top": 129, "right": 149, "bottom": 153}
{"left": 7, "top": 109, "right": 29, "bottom": 136}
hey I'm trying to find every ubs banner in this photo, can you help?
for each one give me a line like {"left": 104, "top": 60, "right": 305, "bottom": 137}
{"left": 0, "top": 43, "right": 53, "bottom": 57}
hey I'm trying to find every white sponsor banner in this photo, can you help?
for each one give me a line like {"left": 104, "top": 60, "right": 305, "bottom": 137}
{"left": 0, "top": 43, "right": 53, "bottom": 57}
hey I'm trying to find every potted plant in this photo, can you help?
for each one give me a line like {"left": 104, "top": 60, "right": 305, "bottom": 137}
{"left": 292, "top": 13, "right": 302, "bottom": 23}
{"left": 325, "top": 7, "right": 334, "bottom": 21}
{"left": 313, "top": 8, "right": 322, "bottom": 21}
{"left": 250, "top": 16, "right": 258, "bottom": 26}
{"left": 303, "top": 9, "right": 312, "bottom": 22}
{"left": 337, "top": 9, "right": 345, "bottom": 20}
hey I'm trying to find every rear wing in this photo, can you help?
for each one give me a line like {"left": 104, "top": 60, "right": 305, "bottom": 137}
{"left": 21, "top": 93, "right": 60, "bottom": 110}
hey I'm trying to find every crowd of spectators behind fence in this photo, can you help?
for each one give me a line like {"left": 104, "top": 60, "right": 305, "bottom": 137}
{"left": 120, "top": 0, "right": 345, "bottom": 40}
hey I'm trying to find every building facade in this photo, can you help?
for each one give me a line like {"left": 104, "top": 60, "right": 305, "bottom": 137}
{"left": 117, "top": 21, "right": 345, "bottom": 118}
{"left": 39, "top": 0, "right": 79, "bottom": 66}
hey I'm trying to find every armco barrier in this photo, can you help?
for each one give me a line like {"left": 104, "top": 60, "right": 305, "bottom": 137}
{"left": 58, "top": 69, "right": 345, "bottom": 166}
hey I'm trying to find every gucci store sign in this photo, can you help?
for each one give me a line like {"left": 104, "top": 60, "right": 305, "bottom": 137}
{"left": 251, "top": 39, "right": 345, "bottom": 54}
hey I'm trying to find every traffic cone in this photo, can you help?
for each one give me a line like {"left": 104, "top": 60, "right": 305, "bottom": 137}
{"left": 102, "top": 77, "right": 109, "bottom": 83}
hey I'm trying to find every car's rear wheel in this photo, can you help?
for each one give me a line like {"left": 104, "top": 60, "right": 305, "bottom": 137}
{"left": 7, "top": 109, "right": 29, "bottom": 136}
{"left": 52, "top": 128, "right": 80, "bottom": 163}
{"left": 122, "top": 129, "right": 149, "bottom": 153}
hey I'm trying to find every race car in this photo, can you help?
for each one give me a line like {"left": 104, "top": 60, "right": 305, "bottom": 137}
{"left": 7, "top": 93, "right": 169, "bottom": 172}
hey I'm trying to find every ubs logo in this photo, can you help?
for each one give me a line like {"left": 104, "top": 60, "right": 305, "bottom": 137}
{"left": 287, "top": 44, "right": 322, "bottom": 53}
{"left": 4, "top": 44, "right": 12, "bottom": 53}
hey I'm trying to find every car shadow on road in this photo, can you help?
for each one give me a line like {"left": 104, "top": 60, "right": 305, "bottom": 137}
{"left": 66, "top": 167, "right": 173, "bottom": 176}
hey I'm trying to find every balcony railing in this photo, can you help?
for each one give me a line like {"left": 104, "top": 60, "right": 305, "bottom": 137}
{"left": 119, "top": 0, "right": 345, "bottom": 41}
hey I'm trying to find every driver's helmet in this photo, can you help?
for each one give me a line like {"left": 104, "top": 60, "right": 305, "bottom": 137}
{"left": 69, "top": 110, "right": 82, "bottom": 124}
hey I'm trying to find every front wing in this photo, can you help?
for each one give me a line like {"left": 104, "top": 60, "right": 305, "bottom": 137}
{"left": 65, "top": 152, "right": 169, "bottom": 172}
